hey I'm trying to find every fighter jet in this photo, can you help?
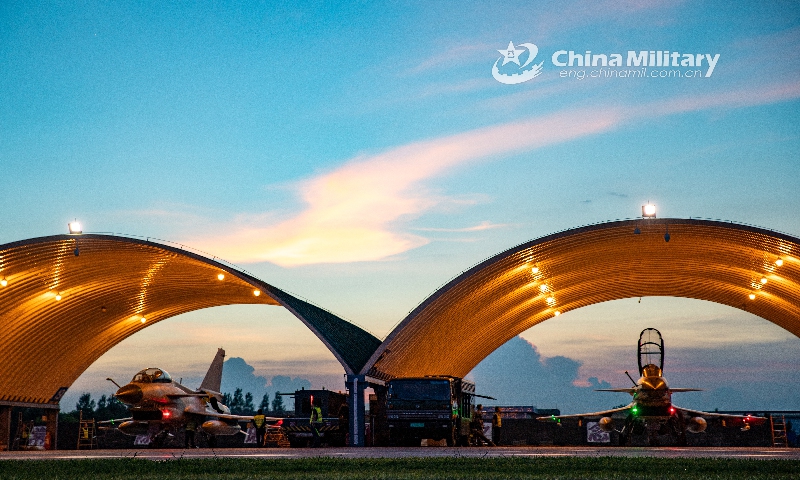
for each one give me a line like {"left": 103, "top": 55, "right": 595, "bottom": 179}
{"left": 537, "top": 328, "right": 765, "bottom": 445}
{"left": 106, "top": 348, "right": 276, "bottom": 446}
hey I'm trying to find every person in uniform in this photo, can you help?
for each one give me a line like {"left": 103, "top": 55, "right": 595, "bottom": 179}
{"left": 492, "top": 407, "right": 503, "bottom": 446}
{"left": 471, "top": 404, "right": 495, "bottom": 446}
{"left": 184, "top": 416, "right": 197, "bottom": 448}
{"left": 253, "top": 409, "right": 267, "bottom": 447}
{"left": 310, "top": 398, "right": 323, "bottom": 448}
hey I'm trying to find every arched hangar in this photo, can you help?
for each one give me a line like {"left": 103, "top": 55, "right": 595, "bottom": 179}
{"left": 0, "top": 234, "right": 380, "bottom": 408}
{"left": 363, "top": 219, "right": 800, "bottom": 380}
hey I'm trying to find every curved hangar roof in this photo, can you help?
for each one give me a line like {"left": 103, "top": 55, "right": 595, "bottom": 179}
{"left": 0, "top": 234, "right": 380, "bottom": 406}
{"left": 364, "top": 219, "right": 800, "bottom": 380}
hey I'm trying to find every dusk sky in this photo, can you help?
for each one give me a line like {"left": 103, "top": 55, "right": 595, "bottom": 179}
{"left": 2, "top": 1, "right": 799, "bottom": 413}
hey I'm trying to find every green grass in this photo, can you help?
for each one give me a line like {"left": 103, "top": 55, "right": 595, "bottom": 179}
{"left": 0, "top": 457, "right": 798, "bottom": 479}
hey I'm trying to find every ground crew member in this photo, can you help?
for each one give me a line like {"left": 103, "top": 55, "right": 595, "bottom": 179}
{"left": 471, "top": 404, "right": 495, "bottom": 447}
{"left": 492, "top": 407, "right": 503, "bottom": 446}
{"left": 184, "top": 417, "right": 197, "bottom": 448}
{"left": 310, "top": 398, "right": 323, "bottom": 448}
{"left": 253, "top": 409, "right": 267, "bottom": 447}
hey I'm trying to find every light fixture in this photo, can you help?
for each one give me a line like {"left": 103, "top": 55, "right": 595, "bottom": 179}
{"left": 140, "top": 317, "right": 146, "bottom": 323}
{"left": 748, "top": 293, "right": 756, "bottom": 300}
{"left": 217, "top": 273, "right": 225, "bottom": 281}
{"left": 554, "top": 310, "right": 561, "bottom": 317}
{"left": 0, "top": 278, "right": 6, "bottom": 287}
{"left": 642, "top": 204, "right": 656, "bottom": 218}
{"left": 546, "top": 296, "right": 556, "bottom": 305}
{"left": 68, "top": 221, "right": 82, "bottom": 234}
{"left": 55, "top": 293, "right": 62, "bottom": 301}
{"left": 253, "top": 290, "right": 261, "bottom": 297}
{"left": 775, "top": 259, "right": 784, "bottom": 267}
{"left": 531, "top": 266, "right": 539, "bottom": 274}
{"left": 760, "top": 277, "right": 768, "bottom": 284}
{"left": 539, "top": 284, "right": 548, "bottom": 293}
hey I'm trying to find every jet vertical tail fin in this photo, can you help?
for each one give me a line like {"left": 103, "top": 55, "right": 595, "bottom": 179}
{"left": 199, "top": 348, "right": 225, "bottom": 393}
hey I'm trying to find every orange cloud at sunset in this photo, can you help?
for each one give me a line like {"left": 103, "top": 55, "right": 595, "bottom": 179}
{"left": 192, "top": 109, "right": 621, "bottom": 266}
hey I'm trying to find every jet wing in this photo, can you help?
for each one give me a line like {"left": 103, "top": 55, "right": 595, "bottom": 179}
{"left": 668, "top": 388, "right": 702, "bottom": 392}
{"left": 97, "top": 417, "right": 133, "bottom": 427}
{"left": 537, "top": 403, "right": 633, "bottom": 421}
{"left": 184, "top": 405, "right": 281, "bottom": 423}
{"left": 595, "top": 388, "right": 637, "bottom": 393}
{"left": 674, "top": 405, "right": 766, "bottom": 423}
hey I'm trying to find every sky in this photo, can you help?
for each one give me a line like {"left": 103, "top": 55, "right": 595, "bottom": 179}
{"left": 1, "top": 1, "right": 799, "bottom": 413}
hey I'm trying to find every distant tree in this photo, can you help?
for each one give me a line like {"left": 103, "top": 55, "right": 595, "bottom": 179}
{"left": 226, "top": 388, "right": 246, "bottom": 415}
{"left": 271, "top": 393, "right": 285, "bottom": 414}
{"left": 258, "top": 393, "right": 270, "bottom": 412}
{"left": 94, "top": 394, "right": 128, "bottom": 421}
{"left": 222, "top": 392, "right": 232, "bottom": 405}
{"left": 243, "top": 392, "right": 255, "bottom": 415}
{"left": 75, "top": 393, "right": 96, "bottom": 418}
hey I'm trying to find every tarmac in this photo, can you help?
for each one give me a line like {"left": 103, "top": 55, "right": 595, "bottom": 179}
{"left": 1, "top": 446, "right": 799, "bottom": 461}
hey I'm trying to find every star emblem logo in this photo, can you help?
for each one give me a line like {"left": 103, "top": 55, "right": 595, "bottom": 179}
{"left": 498, "top": 41, "right": 524, "bottom": 66}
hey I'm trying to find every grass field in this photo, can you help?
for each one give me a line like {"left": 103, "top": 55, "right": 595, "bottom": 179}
{"left": 0, "top": 457, "right": 799, "bottom": 479}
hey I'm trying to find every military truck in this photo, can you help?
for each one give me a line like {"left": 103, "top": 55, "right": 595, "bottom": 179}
{"left": 386, "top": 376, "right": 488, "bottom": 446}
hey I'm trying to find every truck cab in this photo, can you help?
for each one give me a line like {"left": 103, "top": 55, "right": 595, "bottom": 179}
{"left": 386, "top": 376, "right": 475, "bottom": 446}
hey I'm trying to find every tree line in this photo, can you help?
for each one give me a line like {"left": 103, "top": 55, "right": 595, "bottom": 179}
{"left": 61, "top": 389, "right": 288, "bottom": 422}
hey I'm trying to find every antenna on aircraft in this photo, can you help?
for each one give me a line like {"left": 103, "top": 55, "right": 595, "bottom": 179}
{"left": 624, "top": 370, "right": 637, "bottom": 387}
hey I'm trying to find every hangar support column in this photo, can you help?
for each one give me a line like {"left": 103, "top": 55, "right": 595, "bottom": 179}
{"left": 346, "top": 375, "right": 366, "bottom": 447}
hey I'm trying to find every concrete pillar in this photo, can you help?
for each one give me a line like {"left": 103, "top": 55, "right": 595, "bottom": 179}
{"left": 0, "top": 406, "right": 10, "bottom": 451}
{"left": 346, "top": 375, "right": 366, "bottom": 447}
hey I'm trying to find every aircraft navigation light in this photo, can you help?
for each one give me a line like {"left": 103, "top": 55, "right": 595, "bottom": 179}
{"left": 760, "top": 277, "right": 768, "bottom": 284}
{"left": 749, "top": 293, "right": 756, "bottom": 300}
{"left": 775, "top": 259, "right": 784, "bottom": 267}
{"left": 162, "top": 410, "right": 171, "bottom": 419}
{"left": 539, "top": 284, "right": 548, "bottom": 293}
{"left": 0, "top": 278, "right": 7, "bottom": 287}
{"left": 217, "top": 273, "right": 225, "bottom": 281}
{"left": 253, "top": 289, "right": 261, "bottom": 296}
{"left": 531, "top": 266, "right": 539, "bottom": 274}
{"left": 68, "top": 221, "right": 82, "bottom": 234}
{"left": 631, "top": 406, "right": 639, "bottom": 415}
{"left": 642, "top": 204, "right": 656, "bottom": 218}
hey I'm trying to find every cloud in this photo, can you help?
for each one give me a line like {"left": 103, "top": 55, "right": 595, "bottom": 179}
{"left": 190, "top": 78, "right": 800, "bottom": 267}
{"left": 469, "top": 336, "right": 615, "bottom": 413}
{"left": 412, "top": 221, "right": 512, "bottom": 232}
{"left": 191, "top": 108, "right": 621, "bottom": 266}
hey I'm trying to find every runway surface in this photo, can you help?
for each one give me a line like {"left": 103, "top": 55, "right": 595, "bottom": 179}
{"left": 2, "top": 446, "right": 798, "bottom": 461}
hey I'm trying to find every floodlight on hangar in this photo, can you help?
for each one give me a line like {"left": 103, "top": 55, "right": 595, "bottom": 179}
{"left": 68, "top": 221, "right": 82, "bottom": 234}
{"left": 642, "top": 204, "right": 657, "bottom": 218}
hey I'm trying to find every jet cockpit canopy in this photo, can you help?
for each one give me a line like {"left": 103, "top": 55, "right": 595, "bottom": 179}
{"left": 638, "top": 328, "right": 665, "bottom": 376}
{"left": 132, "top": 368, "right": 172, "bottom": 384}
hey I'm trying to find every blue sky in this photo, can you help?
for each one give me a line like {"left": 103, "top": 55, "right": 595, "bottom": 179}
{"left": 2, "top": 1, "right": 799, "bottom": 412}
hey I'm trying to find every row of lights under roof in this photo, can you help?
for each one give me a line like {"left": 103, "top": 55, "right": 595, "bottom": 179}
{"left": 748, "top": 258, "right": 783, "bottom": 300}
{"left": 531, "top": 266, "right": 560, "bottom": 317}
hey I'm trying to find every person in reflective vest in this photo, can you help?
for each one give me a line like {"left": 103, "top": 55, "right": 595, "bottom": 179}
{"left": 253, "top": 409, "right": 267, "bottom": 447}
{"left": 310, "top": 398, "right": 323, "bottom": 448}
{"left": 492, "top": 407, "right": 503, "bottom": 446}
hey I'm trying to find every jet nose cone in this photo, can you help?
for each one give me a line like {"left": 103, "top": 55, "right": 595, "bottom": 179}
{"left": 114, "top": 384, "right": 143, "bottom": 405}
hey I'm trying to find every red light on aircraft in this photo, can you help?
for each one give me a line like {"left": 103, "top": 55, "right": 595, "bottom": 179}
{"left": 669, "top": 406, "right": 676, "bottom": 415}
{"left": 162, "top": 410, "right": 171, "bottom": 419}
